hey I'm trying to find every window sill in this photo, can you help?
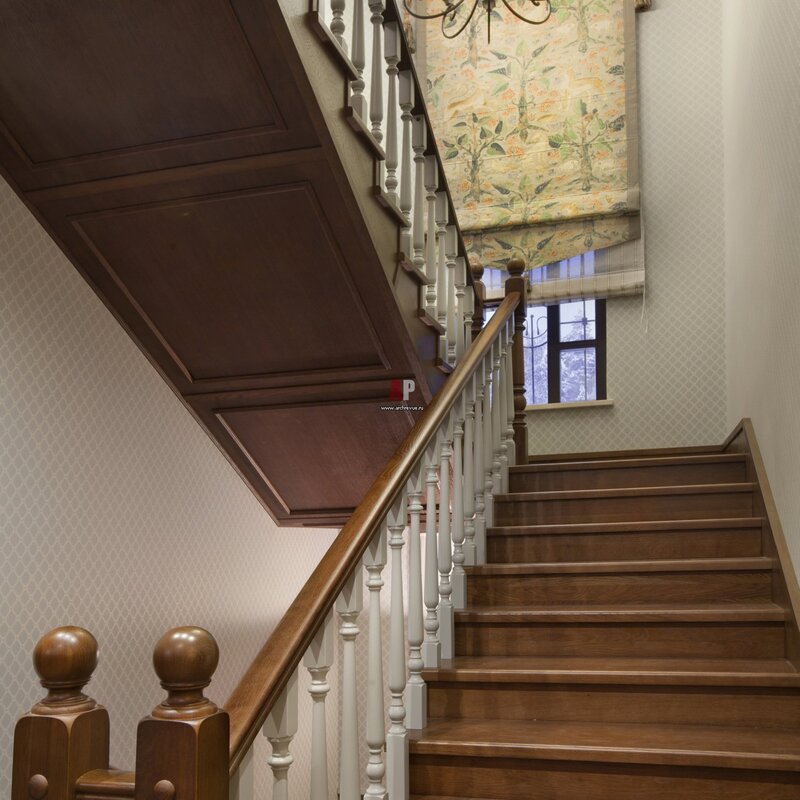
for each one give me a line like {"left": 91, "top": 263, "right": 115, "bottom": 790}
{"left": 526, "top": 399, "right": 615, "bottom": 412}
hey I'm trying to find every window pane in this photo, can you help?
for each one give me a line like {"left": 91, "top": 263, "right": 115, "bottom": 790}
{"left": 524, "top": 305, "right": 548, "bottom": 405}
{"left": 560, "top": 347, "right": 597, "bottom": 403}
{"left": 560, "top": 299, "right": 596, "bottom": 342}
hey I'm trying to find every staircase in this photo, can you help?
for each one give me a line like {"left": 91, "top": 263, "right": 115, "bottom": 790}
{"left": 411, "top": 447, "right": 800, "bottom": 799}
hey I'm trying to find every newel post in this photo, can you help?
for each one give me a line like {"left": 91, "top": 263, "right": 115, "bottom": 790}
{"left": 505, "top": 259, "right": 529, "bottom": 464}
{"left": 12, "top": 627, "right": 110, "bottom": 800}
{"left": 135, "top": 627, "right": 229, "bottom": 800}
{"left": 471, "top": 265, "right": 486, "bottom": 338}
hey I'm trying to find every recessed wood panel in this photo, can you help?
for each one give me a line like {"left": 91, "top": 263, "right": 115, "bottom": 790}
{"left": 217, "top": 401, "right": 414, "bottom": 514}
{"left": 72, "top": 183, "right": 387, "bottom": 382}
{"left": 0, "top": 0, "right": 280, "bottom": 163}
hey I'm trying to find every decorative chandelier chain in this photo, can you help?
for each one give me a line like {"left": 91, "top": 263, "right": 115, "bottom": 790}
{"left": 403, "top": 0, "right": 552, "bottom": 42}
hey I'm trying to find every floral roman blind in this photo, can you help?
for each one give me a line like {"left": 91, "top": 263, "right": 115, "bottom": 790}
{"left": 421, "top": 0, "right": 642, "bottom": 291}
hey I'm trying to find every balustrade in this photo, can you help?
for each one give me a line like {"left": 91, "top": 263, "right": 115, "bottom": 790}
{"left": 312, "top": 0, "right": 477, "bottom": 369}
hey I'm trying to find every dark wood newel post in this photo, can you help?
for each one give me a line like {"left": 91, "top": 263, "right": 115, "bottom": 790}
{"left": 12, "top": 627, "right": 110, "bottom": 800}
{"left": 505, "top": 259, "right": 529, "bottom": 463}
{"left": 471, "top": 265, "right": 486, "bottom": 338}
{"left": 136, "top": 627, "right": 229, "bottom": 800}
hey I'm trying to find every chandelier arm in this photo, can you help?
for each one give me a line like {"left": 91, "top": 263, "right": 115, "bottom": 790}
{"left": 499, "top": 0, "right": 553, "bottom": 24}
{"left": 441, "top": 0, "right": 480, "bottom": 39}
{"left": 403, "top": 0, "right": 470, "bottom": 21}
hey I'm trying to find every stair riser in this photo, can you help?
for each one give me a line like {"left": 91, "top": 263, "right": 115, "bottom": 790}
{"left": 487, "top": 529, "right": 762, "bottom": 563}
{"left": 427, "top": 683, "right": 800, "bottom": 729}
{"left": 510, "top": 462, "right": 747, "bottom": 492}
{"left": 494, "top": 491, "right": 753, "bottom": 525}
{"left": 410, "top": 757, "right": 800, "bottom": 800}
{"left": 455, "top": 621, "right": 785, "bottom": 659}
{"left": 467, "top": 571, "right": 772, "bottom": 606}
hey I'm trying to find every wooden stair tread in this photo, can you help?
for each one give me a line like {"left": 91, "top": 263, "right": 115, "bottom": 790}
{"left": 467, "top": 557, "right": 774, "bottom": 576}
{"left": 488, "top": 517, "right": 763, "bottom": 536}
{"left": 513, "top": 452, "right": 746, "bottom": 474}
{"left": 495, "top": 483, "right": 756, "bottom": 503}
{"left": 409, "top": 717, "right": 800, "bottom": 771}
{"left": 527, "top": 445, "right": 723, "bottom": 464}
{"left": 456, "top": 602, "right": 788, "bottom": 623}
{"left": 422, "top": 656, "right": 800, "bottom": 687}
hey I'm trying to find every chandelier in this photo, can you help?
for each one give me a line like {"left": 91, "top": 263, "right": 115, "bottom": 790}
{"left": 403, "top": 0, "right": 552, "bottom": 43}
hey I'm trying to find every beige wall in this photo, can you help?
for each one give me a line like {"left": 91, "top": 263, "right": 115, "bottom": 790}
{"left": 723, "top": 2, "right": 800, "bottom": 569}
{"left": 527, "top": 0, "right": 728, "bottom": 454}
{"left": 0, "top": 178, "right": 337, "bottom": 795}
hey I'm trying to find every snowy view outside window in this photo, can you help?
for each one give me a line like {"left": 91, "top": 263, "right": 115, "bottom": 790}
{"left": 486, "top": 299, "right": 598, "bottom": 405}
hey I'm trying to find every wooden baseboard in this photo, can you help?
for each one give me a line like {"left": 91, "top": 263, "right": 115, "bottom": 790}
{"left": 723, "top": 418, "right": 800, "bottom": 669}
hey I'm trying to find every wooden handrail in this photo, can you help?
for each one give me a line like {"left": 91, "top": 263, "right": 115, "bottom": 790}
{"left": 226, "top": 291, "right": 520, "bottom": 772}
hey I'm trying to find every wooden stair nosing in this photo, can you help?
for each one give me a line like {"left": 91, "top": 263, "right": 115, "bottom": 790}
{"left": 513, "top": 452, "right": 747, "bottom": 474}
{"left": 487, "top": 517, "right": 764, "bottom": 536}
{"left": 494, "top": 483, "right": 756, "bottom": 503}
{"left": 422, "top": 656, "right": 800, "bottom": 688}
{"left": 466, "top": 557, "right": 774, "bottom": 577}
{"left": 409, "top": 718, "right": 800, "bottom": 773}
{"left": 455, "top": 603, "right": 789, "bottom": 624}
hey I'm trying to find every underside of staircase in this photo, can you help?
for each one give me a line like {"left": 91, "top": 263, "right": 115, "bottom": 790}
{"left": 411, "top": 432, "right": 800, "bottom": 799}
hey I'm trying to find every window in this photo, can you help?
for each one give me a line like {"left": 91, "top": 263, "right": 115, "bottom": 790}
{"left": 485, "top": 298, "right": 606, "bottom": 405}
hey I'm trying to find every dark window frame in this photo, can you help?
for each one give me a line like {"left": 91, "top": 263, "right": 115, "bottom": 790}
{"left": 545, "top": 299, "right": 607, "bottom": 404}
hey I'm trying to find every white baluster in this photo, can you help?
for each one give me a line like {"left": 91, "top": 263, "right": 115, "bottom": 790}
{"left": 384, "top": 23, "right": 400, "bottom": 205}
{"left": 336, "top": 569, "right": 363, "bottom": 800}
{"left": 350, "top": 0, "right": 367, "bottom": 120}
{"left": 362, "top": 529, "right": 387, "bottom": 800}
{"left": 464, "top": 284, "right": 475, "bottom": 351}
{"left": 368, "top": 0, "right": 385, "bottom": 142}
{"left": 387, "top": 497, "right": 409, "bottom": 800}
{"left": 304, "top": 614, "right": 334, "bottom": 800}
{"left": 463, "top": 374, "right": 476, "bottom": 567}
{"left": 445, "top": 227, "right": 458, "bottom": 363}
{"left": 482, "top": 352, "right": 495, "bottom": 535}
{"left": 435, "top": 193, "right": 449, "bottom": 332}
{"left": 498, "top": 328, "right": 510, "bottom": 493}
{"left": 331, "top": 0, "right": 348, "bottom": 52}
{"left": 438, "top": 415, "right": 455, "bottom": 660}
{"left": 412, "top": 117, "right": 427, "bottom": 279}
{"left": 473, "top": 362, "right": 487, "bottom": 565}
{"left": 455, "top": 256, "right": 467, "bottom": 362}
{"left": 399, "top": 73, "right": 415, "bottom": 260}
{"left": 451, "top": 394, "right": 467, "bottom": 610}
{"left": 407, "top": 465, "right": 427, "bottom": 729}
{"left": 229, "top": 744, "right": 254, "bottom": 800}
{"left": 505, "top": 320, "right": 516, "bottom": 470}
{"left": 424, "top": 156, "right": 439, "bottom": 317}
{"left": 422, "top": 436, "right": 441, "bottom": 668}
{"left": 264, "top": 670, "right": 298, "bottom": 800}
{"left": 491, "top": 340, "right": 504, "bottom": 496}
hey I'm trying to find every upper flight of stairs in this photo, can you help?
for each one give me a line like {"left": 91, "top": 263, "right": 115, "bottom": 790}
{"left": 411, "top": 446, "right": 800, "bottom": 799}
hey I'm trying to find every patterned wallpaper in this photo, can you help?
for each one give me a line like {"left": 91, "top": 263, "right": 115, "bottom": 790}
{"left": 723, "top": 3, "right": 800, "bottom": 570}
{"left": 526, "top": 0, "right": 728, "bottom": 454}
{"left": 0, "top": 178, "right": 338, "bottom": 796}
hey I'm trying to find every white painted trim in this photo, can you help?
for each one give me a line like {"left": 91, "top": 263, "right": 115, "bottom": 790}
{"left": 526, "top": 399, "right": 615, "bottom": 412}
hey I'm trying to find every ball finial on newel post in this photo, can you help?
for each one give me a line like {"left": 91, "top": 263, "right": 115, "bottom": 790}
{"left": 151, "top": 626, "right": 220, "bottom": 720}
{"left": 507, "top": 258, "right": 526, "bottom": 278}
{"left": 13, "top": 627, "right": 110, "bottom": 800}
{"left": 136, "top": 627, "right": 229, "bottom": 800}
{"left": 32, "top": 626, "right": 99, "bottom": 715}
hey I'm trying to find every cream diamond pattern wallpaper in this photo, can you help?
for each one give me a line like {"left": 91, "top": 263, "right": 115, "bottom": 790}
{"left": 525, "top": 0, "right": 728, "bottom": 454}
{"left": 0, "top": 177, "right": 337, "bottom": 795}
